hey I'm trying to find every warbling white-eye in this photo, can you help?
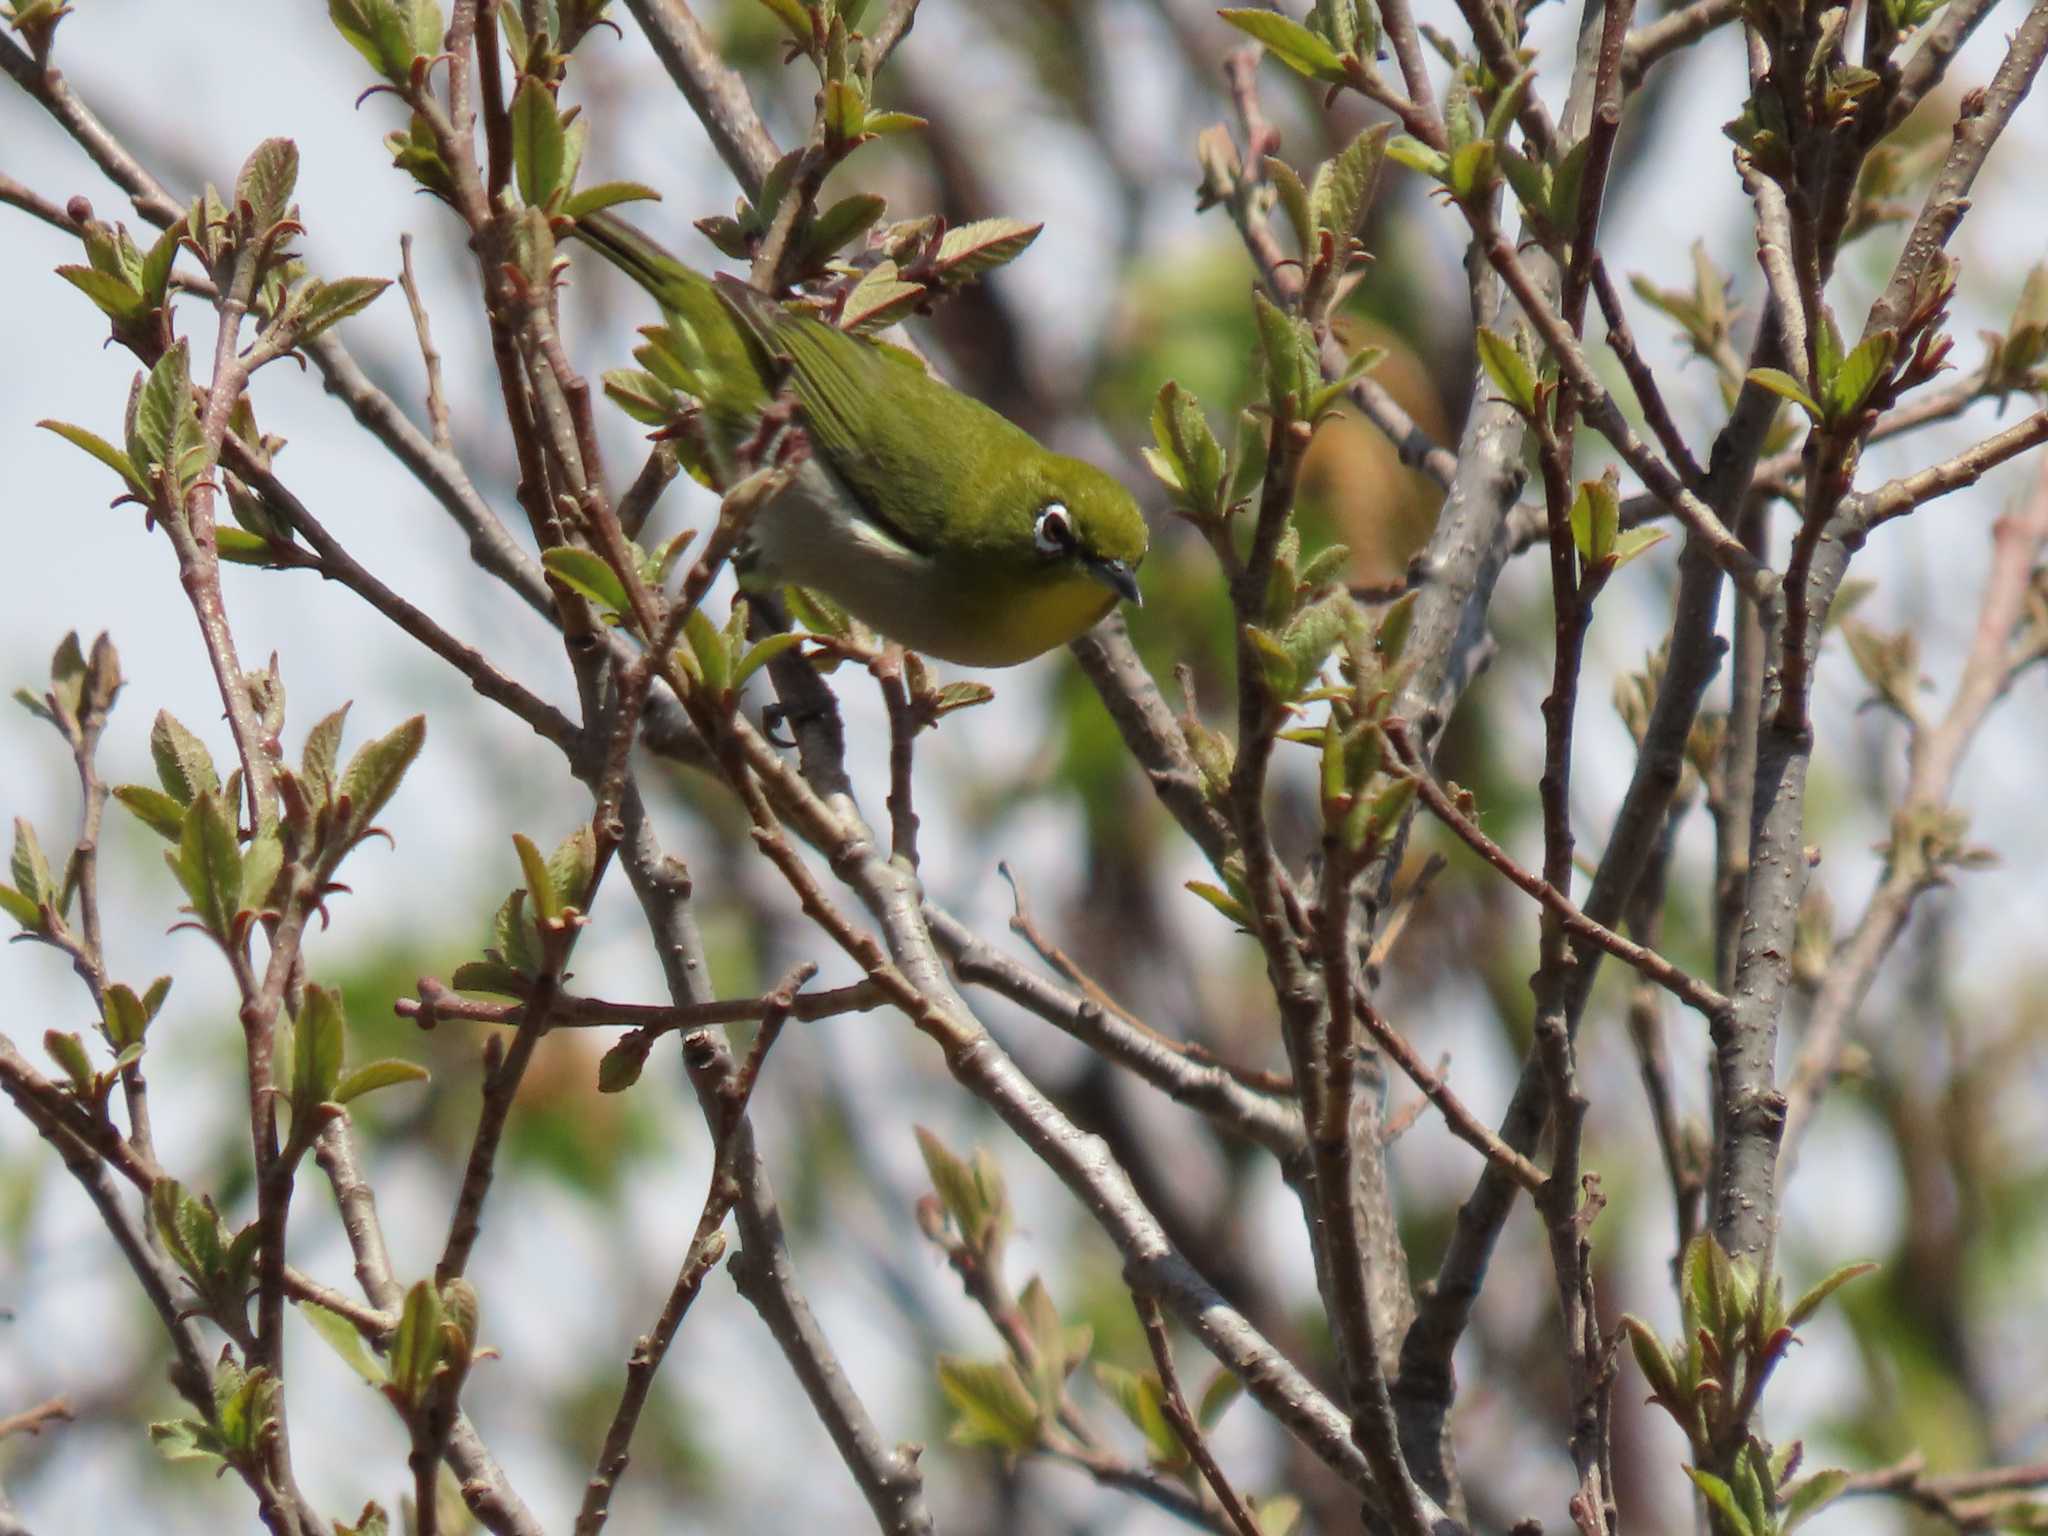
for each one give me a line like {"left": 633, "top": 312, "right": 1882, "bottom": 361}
{"left": 574, "top": 214, "right": 1147, "bottom": 668}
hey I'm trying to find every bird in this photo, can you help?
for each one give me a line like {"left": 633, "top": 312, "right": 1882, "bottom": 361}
{"left": 571, "top": 213, "right": 1147, "bottom": 668}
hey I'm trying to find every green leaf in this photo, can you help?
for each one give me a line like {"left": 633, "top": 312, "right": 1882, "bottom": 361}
{"left": 168, "top": 789, "right": 242, "bottom": 939}
{"left": 1610, "top": 526, "right": 1669, "bottom": 570}
{"left": 297, "top": 1300, "right": 388, "bottom": 1385}
{"left": 332, "top": 1058, "right": 430, "bottom": 1104}
{"left": 1265, "top": 157, "right": 1313, "bottom": 255}
{"left": 822, "top": 77, "right": 866, "bottom": 142}
{"left": 1150, "top": 382, "right": 1224, "bottom": 514}
{"left": 1747, "top": 366, "right": 1820, "bottom": 419}
{"left": 104, "top": 983, "right": 152, "bottom": 1050}
{"left": 542, "top": 547, "right": 632, "bottom": 616}
{"left": 1782, "top": 1468, "right": 1849, "bottom": 1532}
{"left": 597, "top": 1032, "right": 654, "bottom": 1093}
{"left": 337, "top": 715, "right": 426, "bottom": 840}
{"left": 1385, "top": 134, "right": 1451, "bottom": 181}
{"left": 1569, "top": 473, "right": 1620, "bottom": 566}
{"left": 562, "top": 180, "right": 662, "bottom": 220}
{"left": 39, "top": 420, "right": 146, "bottom": 497}
{"left": 731, "top": 631, "right": 805, "bottom": 690}
{"left": 1476, "top": 326, "right": 1536, "bottom": 414}
{"left": 44, "top": 1030, "right": 93, "bottom": 1093}
{"left": 546, "top": 824, "right": 596, "bottom": 911}
{"left": 1621, "top": 1315, "right": 1680, "bottom": 1401}
{"left": 933, "top": 218, "right": 1042, "bottom": 280}
{"left": 1824, "top": 331, "right": 1895, "bottom": 422}
{"left": 838, "top": 260, "right": 925, "bottom": 332}
{"left": 1448, "top": 139, "right": 1496, "bottom": 200}
{"left": 239, "top": 830, "right": 283, "bottom": 913}
{"left": 129, "top": 341, "right": 191, "bottom": 481}
{"left": 1095, "top": 1362, "right": 1183, "bottom": 1467}
{"left": 1185, "top": 880, "right": 1251, "bottom": 928}
{"left": 513, "top": 832, "right": 560, "bottom": 923}
{"left": 1784, "top": 1260, "right": 1876, "bottom": 1327}
{"left": 1252, "top": 290, "right": 1316, "bottom": 420}
{"left": 1684, "top": 1468, "right": 1756, "bottom": 1536}
{"left": 793, "top": 193, "right": 887, "bottom": 273}
{"left": 56, "top": 264, "right": 146, "bottom": 321}
{"left": 1218, "top": 8, "right": 1346, "bottom": 79}
{"left": 1195, "top": 1368, "right": 1242, "bottom": 1430}
{"left": 140, "top": 224, "right": 181, "bottom": 305}
{"left": 1308, "top": 123, "right": 1391, "bottom": 244}
{"left": 292, "top": 276, "right": 391, "bottom": 344}
{"left": 450, "top": 959, "right": 527, "bottom": 997}
{"left": 682, "top": 607, "right": 730, "bottom": 695}
{"left": 151, "top": 710, "right": 220, "bottom": 806}
{"left": 0, "top": 885, "right": 42, "bottom": 930}
{"left": 860, "top": 111, "right": 928, "bottom": 136}
{"left": 236, "top": 138, "right": 299, "bottom": 229}
{"left": 936, "top": 1356, "right": 1042, "bottom": 1451}
{"left": 10, "top": 819, "right": 56, "bottom": 915}
{"left": 512, "top": 76, "right": 569, "bottom": 207}
{"left": 390, "top": 1279, "right": 446, "bottom": 1406}
{"left": 301, "top": 705, "right": 350, "bottom": 811}
{"left": 115, "top": 784, "right": 187, "bottom": 841}
{"left": 293, "top": 984, "right": 347, "bottom": 1116}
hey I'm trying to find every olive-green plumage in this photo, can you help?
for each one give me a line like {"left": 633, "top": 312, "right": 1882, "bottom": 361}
{"left": 575, "top": 214, "right": 1147, "bottom": 667}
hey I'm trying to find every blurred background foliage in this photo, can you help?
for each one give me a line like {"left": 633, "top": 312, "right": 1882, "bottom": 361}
{"left": 0, "top": 0, "right": 2045, "bottom": 1532}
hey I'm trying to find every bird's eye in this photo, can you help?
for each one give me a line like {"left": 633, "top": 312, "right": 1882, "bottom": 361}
{"left": 1033, "top": 501, "right": 1076, "bottom": 557}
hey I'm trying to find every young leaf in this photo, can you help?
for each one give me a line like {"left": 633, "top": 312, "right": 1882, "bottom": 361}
{"left": 933, "top": 218, "right": 1042, "bottom": 281}
{"left": 1784, "top": 1260, "right": 1876, "bottom": 1327}
{"left": 332, "top": 1059, "right": 430, "bottom": 1104}
{"left": 293, "top": 984, "right": 347, "bottom": 1116}
{"left": 542, "top": 547, "right": 632, "bottom": 616}
{"left": 337, "top": 715, "right": 426, "bottom": 840}
{"left": 292, "top": 277, "right": 392, "bottom": 344}
{"left": 936, "top": 1356, "right": 1042, "bottom": 1451}
{"left": 151, "top": 710, "right": 220, "bottom": 805}
{"left": 236, "top": 138, "right": 300, "bottom": 230}
{"left": 1747, "top": 366, "right": 1821, "bottom": 419}
{"left": 37, "top": 421, "right": 147, "bottom": 498}
{"left": 1683, "top": 1468, "right": 1757, "bottom": 1536}
{"left": 1309, "top": 123, "right": 1392, "bottom": 244}
{"left": 1217, "top": 8, "right": 1346, "bottom": 79}
{"left": 1476, "top": 326, "right": 1536, "bottom": 415}
{"left": 512, "top": 76, "right": 569, "bottom": 208}
{"left": 168, "top": 789, "right": 242, "bottom": 939}
{"left": 297, "top": 1300, "right": 388, "bottom": 1386}
{"left": 114, "top": 785, "right": 186, "bottom": 841}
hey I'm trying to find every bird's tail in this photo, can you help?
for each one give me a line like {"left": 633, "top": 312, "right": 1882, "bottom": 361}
{"left": 570, "top": 212, "right": 712, "bottom": 306}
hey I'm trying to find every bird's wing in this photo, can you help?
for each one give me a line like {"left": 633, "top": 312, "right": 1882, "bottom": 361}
{"left": 714, "top": 279, "right": 1036, "bottom": 557}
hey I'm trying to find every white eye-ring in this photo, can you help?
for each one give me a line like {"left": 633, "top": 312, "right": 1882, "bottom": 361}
{"left": 1033, "top": 501, "right": 1075, "bottom": 556}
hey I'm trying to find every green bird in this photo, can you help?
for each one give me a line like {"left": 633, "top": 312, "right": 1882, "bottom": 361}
{"left": 574, "top": 214, "right": 1148, "bottom": 668}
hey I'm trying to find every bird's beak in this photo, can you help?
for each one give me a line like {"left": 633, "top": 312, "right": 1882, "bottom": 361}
{"left": 1088, "top": 556, "right": 1143, "bottom": 606}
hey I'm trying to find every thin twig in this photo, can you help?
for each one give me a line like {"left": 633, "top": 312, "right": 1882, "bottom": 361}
{"left": 1135, "top": 1296, "right": 1265, "bottom": 1536}
{"left": 399, "top": 233, "right": 454, "bottom": 454}
{"left": 1385, "top": 719, "right": 1733, "bottom": 1022}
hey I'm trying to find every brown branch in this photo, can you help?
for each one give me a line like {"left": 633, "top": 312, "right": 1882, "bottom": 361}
{"left": 1780, "top": 451, "right": 2048, "bottom": 1161}
{"left": 1855, "top": 412, "right": 2048, "bottom": 529}
{"left": 1620, "top": 0, "right": 1742, "bottom": 84}
{"left": 618, "top": 0, "right": 781, "bottom": 196}
{"left": 398, "top": 233, "right": 454, "bottom": 455}
{"left": 1135, "top": 1296, "right": 1265, "bottom": 1536}
{"left": 0, "top": 1400, "right": 72, "bottom": 1442}
{"left": 575, "top": 965, "right": 809, "bottom": 1535}
{"left": 1351, "top": 989, "right": 1547, "bottom": 1192}
{"left": 1385, "top": 719, "right": 1733, "bottom": 1022}
{"left": 401, "top": 977, "right": 887, "bottom": 1031}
